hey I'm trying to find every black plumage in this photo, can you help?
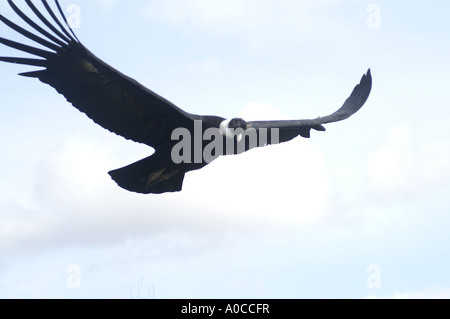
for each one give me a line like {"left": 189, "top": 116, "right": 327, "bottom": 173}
{"left": 0, "top": 0, "right": 372, "bottom": 194}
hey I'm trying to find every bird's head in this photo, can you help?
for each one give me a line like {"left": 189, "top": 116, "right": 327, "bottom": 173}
{"left": 219, "top": 118, "right": 250, "bottom": 140}
{"left": 228, "top": 118, "right": 249, "bottom": 131}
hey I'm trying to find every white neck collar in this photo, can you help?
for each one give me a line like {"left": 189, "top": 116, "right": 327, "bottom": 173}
{"left": 219, "top": 119, "right": 244, "bottom": 142}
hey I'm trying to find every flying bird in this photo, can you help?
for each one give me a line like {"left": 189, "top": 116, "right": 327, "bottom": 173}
{"left": 0, "top": 0, "right": 372, "bottom": 194}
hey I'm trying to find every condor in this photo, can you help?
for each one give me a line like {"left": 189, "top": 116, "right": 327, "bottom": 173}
{"left": 0, "top": 1, "right": 372, "bottom": 194}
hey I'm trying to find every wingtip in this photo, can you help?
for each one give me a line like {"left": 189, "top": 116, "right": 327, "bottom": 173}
{"left": 361, "top": 68, "right": 373, "bottom": 91}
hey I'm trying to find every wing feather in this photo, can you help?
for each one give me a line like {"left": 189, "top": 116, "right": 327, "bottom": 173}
{"left": 0, "top": 0, "right": 195, "bottom": 149}
{"left": 7, "top": 0, "right": 69, "bottom": 47}
{"left": 248, "top": 69, "right": 372, "bottom": 141}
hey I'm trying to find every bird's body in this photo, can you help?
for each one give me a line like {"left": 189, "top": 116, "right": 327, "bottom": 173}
{"left": 0, "top": 0, "right": 372, "bottom": 194}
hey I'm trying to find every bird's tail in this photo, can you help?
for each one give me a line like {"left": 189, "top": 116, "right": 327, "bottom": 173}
{"left": 108, "top": 153, "right": 185, "bottom": 194}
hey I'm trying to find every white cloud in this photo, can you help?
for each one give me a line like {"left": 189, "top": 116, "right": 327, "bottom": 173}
{"left": 367, "top": 125, "right": 413, "bottom": 193}
{"left": 0, "top": 102, "right": 330, "bottom": 257}
{"left": 10, "top": 106, "right": 450, "bottom": 259}
{"left": 366, "top": 125, "right": 450, "bottom": 199}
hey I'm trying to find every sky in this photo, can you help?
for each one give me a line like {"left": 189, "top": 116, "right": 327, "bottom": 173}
{"left": 0, "top": 0, "right": 450, "bottom": 299}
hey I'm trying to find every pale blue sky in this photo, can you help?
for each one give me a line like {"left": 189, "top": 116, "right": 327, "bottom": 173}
{"left": 0, "top": 0, "right": 450, "bottom": 298}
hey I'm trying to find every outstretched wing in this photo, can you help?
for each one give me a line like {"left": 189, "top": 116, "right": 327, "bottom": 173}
{"left": 0, "top": 0, "right": 195, "bottom": 149}
{"left": 248, "top": 69, "right": 372, "bottom": 141}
